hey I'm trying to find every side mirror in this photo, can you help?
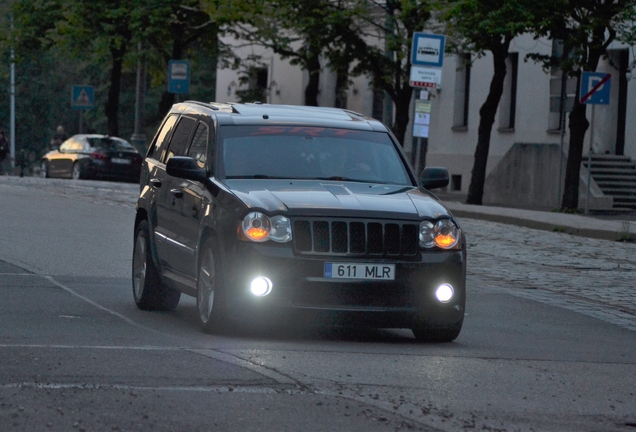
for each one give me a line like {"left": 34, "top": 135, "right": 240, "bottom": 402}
{"left": 166, "top": 156, "right": 208, "bottom": 182}
{"left": 419, "top": 167, "right": 449, "bottom": 190}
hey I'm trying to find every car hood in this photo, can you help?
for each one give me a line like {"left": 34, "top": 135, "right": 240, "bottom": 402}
{"left": 224, "top": 179, "right": 452, "bottom": 220}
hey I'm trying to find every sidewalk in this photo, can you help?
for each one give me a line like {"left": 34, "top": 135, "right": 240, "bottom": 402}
{"left": 435, "top": 192, "right": 636, "bottom": 243}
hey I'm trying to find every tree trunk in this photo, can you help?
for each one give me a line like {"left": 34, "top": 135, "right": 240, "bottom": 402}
{"left": 105, "top": 45, "right": 126, "bottom": 137}
{"left": 466, "top": 42, "right": 510, "bottom": 205}
{"left": 391, "top": 84, "right": 412, "bottom": 146}
{"left": 159, "top": 92, "right": 176, "bottom": 119}
{"left": 305, "top": 54, "right": 321, "bottom": 106}
{"left": 561, "top": 101, "right": 588, "bottom": 210}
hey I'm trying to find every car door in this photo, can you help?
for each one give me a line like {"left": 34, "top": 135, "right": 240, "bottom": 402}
{"left": 169, "top": 121, "right": 213, "bottom": 277}
{"left": 158, "top": 116, "right": 198, "bottom": 273}
{"left": 146, "top": 115, "right": 179, "bottom": 267}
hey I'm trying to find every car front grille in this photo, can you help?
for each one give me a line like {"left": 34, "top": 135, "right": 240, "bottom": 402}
{"left": 292, "top": 219, "right": 419, "bottom": 257}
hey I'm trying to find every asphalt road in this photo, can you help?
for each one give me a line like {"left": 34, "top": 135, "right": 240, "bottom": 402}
{"left": 1, "top": 176, "right": 635, "bottom": 431}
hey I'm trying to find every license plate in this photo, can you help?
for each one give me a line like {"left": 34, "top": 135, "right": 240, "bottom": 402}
{"left": 324, "top": 262, "right": 395, "bottom": 280}
{"left": 111, "top": 158, "right": 131, "bottom": 164}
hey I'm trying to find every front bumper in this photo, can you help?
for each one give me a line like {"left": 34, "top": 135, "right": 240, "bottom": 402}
{"left": 223, "top": 242, "right": 466, "bottom": 328}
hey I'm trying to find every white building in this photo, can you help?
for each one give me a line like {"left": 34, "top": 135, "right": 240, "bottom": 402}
{"left": 216, "top": 33, "right": 636, "bottom": 210}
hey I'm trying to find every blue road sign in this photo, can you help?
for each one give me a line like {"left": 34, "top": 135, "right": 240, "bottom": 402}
{"left": 411, "top": 33, "right": 445, "bottom": 68}
{"left": 168, "top": 60, "right": 190, "bottom": 94}
{"left": 580, "top": 72, "right": 611, "bottom": 105}
{"left": 71, "top": 85, "right": 94, "bottom": 110}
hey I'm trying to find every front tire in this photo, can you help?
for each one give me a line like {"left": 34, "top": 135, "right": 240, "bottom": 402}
{"left": 71, "top": 161, "right": 82, "bottom": 180}
{"left": 196, "top": 238, "right": 227, "bottom": 333}
{"left": 132, "top": 220, "right": 180, "bottom": 311}
{"left": 40, "top": 161, "right": 49, "bottom": 178}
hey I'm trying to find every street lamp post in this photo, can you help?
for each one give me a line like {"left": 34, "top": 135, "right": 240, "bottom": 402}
{"left": 10, "top": 16, "right": 16, "bottom": 169}
{"left": 131, "top": 43, "right": 147, "bottom": 152}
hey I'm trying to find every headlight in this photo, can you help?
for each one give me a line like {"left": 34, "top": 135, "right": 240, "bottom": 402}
{"left": 269, "top": 215, "right": 292, "bottom": 242}
{"left": 242, "top": 212, "right": 292, "bottom": 243}
{"left": 419, "top": 219, "right": 460, "bottom": 249}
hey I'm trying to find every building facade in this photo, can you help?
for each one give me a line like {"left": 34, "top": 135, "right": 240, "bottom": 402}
{"left": 216, "top": 33, "right": 636, "bottom": 209}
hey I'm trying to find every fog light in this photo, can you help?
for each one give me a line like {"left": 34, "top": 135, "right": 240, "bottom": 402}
{"left": 435, "top": 284, "right": 454, "bottom": 303}
{"left": 250, "top": 277, "right": 273, "bottom": 296}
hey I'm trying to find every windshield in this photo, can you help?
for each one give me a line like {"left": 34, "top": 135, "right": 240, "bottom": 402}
{"left": 220, "top": 126, "right": 412, "bottom": 185}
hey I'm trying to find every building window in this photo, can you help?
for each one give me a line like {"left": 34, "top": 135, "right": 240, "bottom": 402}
{"left": 548, "top": 40, "right": 575, "bottom": 132}
{"left": 498, "top": 53, "right": 518, "bottom": 131}
{"left": 236, "top": 66, "right": 268, "bottom": 103}
{"left": 452, "top": 54, "right": 471, "bottom": 130}
{"left": 451, "top": 175, "right": 462, "bottom": 191}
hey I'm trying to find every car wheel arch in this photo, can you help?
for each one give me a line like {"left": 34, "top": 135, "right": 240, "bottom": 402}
{"left": 134, "top": 210, "right": 162, "bottom": 270}
{"left": 197, "top": 226, "right": 220, "bottom": 267}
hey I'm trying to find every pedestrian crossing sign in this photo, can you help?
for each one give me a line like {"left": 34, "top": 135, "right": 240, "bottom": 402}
{"left": 71, "top": 85, "right": 94, "bottom": 109}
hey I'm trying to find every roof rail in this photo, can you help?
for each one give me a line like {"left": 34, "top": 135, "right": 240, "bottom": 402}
{"left": 183, "top": 100, "right": 219, "bottom": 110}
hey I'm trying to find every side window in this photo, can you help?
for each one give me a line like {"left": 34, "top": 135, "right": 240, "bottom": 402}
{"left": 165, "top": 117, "right": 197, "bottom": 162}
{"left": 149, "top": 115, "right": 178, "bottom": 161}
{"left": 187, "top": 122, "right": 209, "bottom": 169}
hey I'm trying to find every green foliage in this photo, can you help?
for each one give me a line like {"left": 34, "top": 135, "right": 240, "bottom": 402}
{"left": 3, "top": 0, "right": 241, "bottom": 158}
{"left": 442, "top": 0, "right": 537, "bottom": 55}
{"left": 527, "top": 0, "right": 636, "bottom": 74}
{"left": 333, "top": 1, "right": 435, "bottom": 143}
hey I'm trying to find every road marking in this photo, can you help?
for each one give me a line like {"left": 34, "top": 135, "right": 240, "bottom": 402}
{"left": 31, "top": 276, "right": 302, "bottom": 386}
{"left": 0, "top": 382, "right": 303, "bottom": 394}
{"left": 44, "top": 275, "right": 150, "bottom": 330}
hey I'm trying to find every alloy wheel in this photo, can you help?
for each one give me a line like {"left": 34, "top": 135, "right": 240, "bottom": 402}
{"left": 197, "top": 248, "right": 215, "bottom": 324}
{"left": 132, "top": 231, "right": 147, "bottom": 302}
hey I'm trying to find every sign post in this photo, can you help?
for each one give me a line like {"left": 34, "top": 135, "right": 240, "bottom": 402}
{"left": 579, "top": 72, "right": 611, "bottom": 215}
{"left": 71, "top": 85, "right": 94, "bottom": 134}
{"left": 409, "top": 33, "right": 445, "bottom": 172}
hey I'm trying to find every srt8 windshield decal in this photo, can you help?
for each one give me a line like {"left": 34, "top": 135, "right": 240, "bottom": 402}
{"left": 250, "top": 127, "right": 361, "bottom": 137}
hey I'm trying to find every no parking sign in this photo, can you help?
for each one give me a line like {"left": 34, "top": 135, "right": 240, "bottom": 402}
{"left": 580, "top": 72, "right": 611, "bottom": 105}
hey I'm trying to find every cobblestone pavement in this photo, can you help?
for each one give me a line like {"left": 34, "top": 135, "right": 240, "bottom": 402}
{"left": 2, "top": 175, "right": 635, "bottom": 332}
{"left": 461, "top": 218, "right": 636, "bottom": 332}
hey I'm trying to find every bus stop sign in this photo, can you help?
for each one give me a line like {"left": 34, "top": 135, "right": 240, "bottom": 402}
{"left": 168, "top": 60, "right": 190, "bottom": 94}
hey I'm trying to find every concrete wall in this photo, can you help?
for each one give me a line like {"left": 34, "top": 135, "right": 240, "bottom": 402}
{"left": 483, "top": 143, "right": 612, "bottom": 210}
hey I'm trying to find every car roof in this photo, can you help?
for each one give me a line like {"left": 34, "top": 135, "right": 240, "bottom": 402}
{"left": 169, "top": 102, "right": 390, "bottom": 132}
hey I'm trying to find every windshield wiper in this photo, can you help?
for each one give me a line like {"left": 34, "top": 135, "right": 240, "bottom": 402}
{"left": 226, "top": 174, "right": 297, "bottom": 180}
{"left": 314, "top": 176, "right": 387, "bottom": 184}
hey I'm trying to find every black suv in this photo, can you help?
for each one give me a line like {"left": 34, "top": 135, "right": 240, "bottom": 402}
{"left": 132, "top": 102, "right": 466, "bottom": 342}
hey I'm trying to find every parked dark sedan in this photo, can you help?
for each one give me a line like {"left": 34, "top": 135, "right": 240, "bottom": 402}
{"left": 41, "top": 134, "right": 142, "bottom": 182}
{"left": 132, "top": 102, "right": 466, "bottom": 342}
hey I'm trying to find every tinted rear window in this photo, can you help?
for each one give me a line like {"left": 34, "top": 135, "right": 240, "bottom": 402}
{"left": 88, "top": 137, "right": 135, "bottom": 152}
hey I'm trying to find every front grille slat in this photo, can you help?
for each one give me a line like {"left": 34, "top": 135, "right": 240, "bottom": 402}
{"left": 331, "top": 222, "right": 348, "bottom": 253}
{"left": 313, "top": 221, "right": 330, "bottom": 252}
{"left": 367, "top": 223, "right": 383, "bottom": 255}
{"left": 292, "top": 218, "right": 418, "bottom": 257}
{"left": 349, "top": 222, "right": 366, "bottom": 253}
